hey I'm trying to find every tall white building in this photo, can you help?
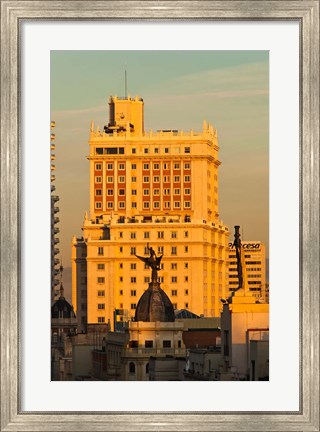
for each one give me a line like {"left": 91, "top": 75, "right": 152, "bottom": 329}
{"left": 72, "top": 95, "right": 229, "bottom": 330}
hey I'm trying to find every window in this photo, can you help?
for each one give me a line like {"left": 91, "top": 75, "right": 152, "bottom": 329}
{"left": 119, "top": 176, "right": 125, "bottom": 183}
{"left": 171, "top": 232, "right": 177, "bottom": 239}
{"left": 174, "top": 189, "right": 180, "bottom": 195}
{"left": 95, "top": 202, "right": 102, "bottom": 209}
{"left": 143, "top": 176, "right": 149, "bottom": 183}
{"left": 119, "top": 290, "right": 123, "bottom": 295}
{"left": 164, "top": 202, "right": 170, "bottom": 209}
{"left": 154, "top": 148, "right": 159, "bottom": 154}
{"left": 158, "top": 246, "right": 164, "bottom": 254}
{"left": 132, "top": 189, "right": 137, "bottom": 195}
{"left": 107, "top": 202, "right": 113, "bottom": 209}
{"left": 185, "top": 246, "right": 189, "bottom": 252}
{"left": 184, "top": 188, "right": 191, "bottom": 195}
{"left": 131, "top": 304, "right": 137, "bottom": 310}
{"left": 174, "top": 176, "right": 180, "bottom": 182}
{"left": 184, "top": 163, "right": 190, "bottom": 169}
{"left": 131, "top": 163, "right": 137, "bottom": 170}
{"left": 130, "top": 247, "right": 136, "bottom": 255}
{"left": 132, "top": 176, "right": 137, "bottom": 182}
{"left": 119, "top": 232, "right": 123, "bottom": 238}
{"left": 172, "top": 277, "right": 177, "bottom": 283}
{"left": 95, "top": 176, "right": 102, "bottom": 183}
{"left": 132, "top": 202, "right": 137, "bottom": 208}
{"left": 143, "top": 202, "right": 150, "bottom": 209}
{"left": 158, "top": 231, "right": 164, "bottom": 239}
{"left": 171, "top": 290, "right": 177, "bottom": 296}
{"left": 143, "top": 163, "right": 149, "bottom": 170}
{"left": 118, "top": 189, "right": 125, "bottom": 196}
{"left": 145, "top": 340, "right": 153, "bottom": 348}
{"left": 98, "top": 247, "right": 104, "bottom": 256}
{"left": 174, "top": 163, "right": 180, "bottom": 169}
{"left": 129, "top": 362, "right": 135, "bottom": 374}
{"left": 144, "top": 277, "right": 150, "bottom": 283}
{"left": 143, "top": 189, "right": 150, "bottom": 196}
{"left": 98, "top": 317, "right": 105, "bottom": 323}
{"left": 153, "top": 163, "right": 160, "bottom": 170}
{"left": 184, "top": 201, "right": 191, "bottom": 208}
{"left": 131, "top": 277, "right": 137, "bottom": 283}
{"left": 163, "top": 340, "right": 171, "bottom": 348}
{"left": 131, "top": 290, "right": 136, "bottom": 296}
{"left": 185, "top": 302, "right": 189, "bottom": 309}
{"left": 107, "top": 163, "right": 113, "bottom": 170}
{"left": 107, "top": 176, "right": 113, "bottom": 183}
{"left": 185, "top": 276, "right": 189, "bottom": 282}
{"left": 164, "top": 176, "right": 170, "bottom": 183}
{"left": 144, "top": 232, "right": 150, "bottom": 239}
{"left": 163, "top": 163, "right": 169, "bottom": 170}
{"left": 153, "top": 176, "right": 160, "bottom": 183}
{"left": 171, "top": 263, "right": 177, "bottom": 270}
{"left": 153, "top": 201, "right": 160, "bottom": 208}
{"left": 95, "top": 163, "right": 102, "bottom": 170}
{"left": 154, "top": 189, "right": 160, "bottom": 195}
{"left": 172, "top": 303, "right": 177, "bottom": 309}
{"left": 130, "top": 232, "right": 136, "bottom": 239}
{"left": 97, "top": 263, "right": 105, "bottom": 270}
{"left": 144, "top": 148, "right": 149, "bottom": 154}
{"left": 97, "top": 277, "right": 105, "bottom": 284}
{"left": 184, "top": 175, "right": 191, "bottom": 182}
{"left": 184, "top": 231, "right": 189, "bottom": 238}
{"left": 172, "top": 246, "right": 177, "bottom": 255}
{"left": 185, "top": 289, "right": 189, "bottom": 295}
{"left": 174, "top": 202, "right": 180, "bottom": 208}
{"left": 97, "top": 290, "right": 105, "bottom": 297}
{"left": 118, "top": 163, "right": 125, "bottom": 170}
{"left": 164, "top": 148, "right": 169, "bottom": 154}
{"left": 119, "top": 246, "right": 123, "bottom": 253}
{"left": 164, "top": 188, "right": 170, "bottom": 195}
{"left": 97, "top": 303, "right": 105, "bottom": 310}
{"left": 119, "top": 263, "right": 123, "bottom": 268}
{"left": 132, "top": 148, "right": 136, "bottom": 154}
{"left": 184, "top": 147, "right": 190, "bottom": 153}
{"left": 158, "top": 276, "right": 164, "bottom": 283}
{"left": 107, "top": 189, "right": 113, "bottom": 196}
{"left": 95, "top": 189, "right": 102, "bottom": 196}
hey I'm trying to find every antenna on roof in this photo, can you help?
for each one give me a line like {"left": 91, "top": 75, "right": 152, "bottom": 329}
{"left": 125, "top": 67, "right": 127, "bottom": 99}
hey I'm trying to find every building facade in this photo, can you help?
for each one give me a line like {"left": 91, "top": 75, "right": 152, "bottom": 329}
{"left": 72, "top": 95, "right": 229, "bottom": 329}
{"left": 51, "top": 120, "right": 61, "bottom": 303}
{"left": 227, "top": 240, "right": 267, "bottom": 302}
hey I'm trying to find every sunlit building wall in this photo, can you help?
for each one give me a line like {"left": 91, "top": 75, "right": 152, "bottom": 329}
{"left": 72, "top": 95, "right": 229, "bottom": 328}
{"left": 227, "top": 241, "right": 267, "bottom": 302}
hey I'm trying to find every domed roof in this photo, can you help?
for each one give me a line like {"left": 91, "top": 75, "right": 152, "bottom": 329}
{"left": 51, "top": 285, "right": 76, "bottom": 319}
{"left": 135, "top": 282, "right": 175, "bottom": 322}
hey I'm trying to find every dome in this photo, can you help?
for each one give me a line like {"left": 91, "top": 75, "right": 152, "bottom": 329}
{"left": 135, "top": 282, "right": 175, "bottom": 322}
{"left": 51, "top": 285, "right": 76, "bottom": 319}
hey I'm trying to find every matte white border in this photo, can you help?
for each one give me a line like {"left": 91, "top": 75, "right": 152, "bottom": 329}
{"left": 21, "top": 21, "right": 299, "bottom": 412}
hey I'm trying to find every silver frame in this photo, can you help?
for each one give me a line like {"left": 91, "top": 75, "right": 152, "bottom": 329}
{"left": 1, "top": 1, "right": 319, "bottom": 431}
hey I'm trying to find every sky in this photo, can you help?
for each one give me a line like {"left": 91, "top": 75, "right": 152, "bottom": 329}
{"left": 51, "top": 50, "right": 269, "bottom": 285}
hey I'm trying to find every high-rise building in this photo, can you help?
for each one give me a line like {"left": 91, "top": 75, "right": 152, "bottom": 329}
{"left": 226, "top": 240, "right": 267, "bottom": 302}
{"left": 51, "top": 121, "right": 61, "bottom": 303}
{"left": 72, "top": 95, "right": 229, "bottom": 330}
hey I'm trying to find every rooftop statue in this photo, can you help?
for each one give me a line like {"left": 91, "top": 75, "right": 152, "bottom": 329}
{"left": 135, "top": 244, "right": 163, "bottom": 283}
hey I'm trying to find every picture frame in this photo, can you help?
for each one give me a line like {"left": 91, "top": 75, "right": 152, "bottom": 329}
{"left": 1, "top": 1, "right": 319, "bottom": 431}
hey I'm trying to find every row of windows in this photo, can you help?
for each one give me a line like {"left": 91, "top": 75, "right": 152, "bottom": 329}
{"left": 96, "top": 188, "right": 191, "bottom": 196}
{"left": 95, "top": 201, "right": 191, "bottom": 210}
{"left": 95, "top": 175, "right": 191, "bottom": 184}
{"left": 98, "top": 246, "right": 190, "bottom": 256}
{"left": 131, "top": 147, "right": 190, "bottom": 155}
{"left": 119, "top": 231, "right": 189, "bottom": 240}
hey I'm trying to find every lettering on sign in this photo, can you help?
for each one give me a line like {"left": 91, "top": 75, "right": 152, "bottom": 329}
{"left": 228, "top": 242, "right": 260, "bottom": 250}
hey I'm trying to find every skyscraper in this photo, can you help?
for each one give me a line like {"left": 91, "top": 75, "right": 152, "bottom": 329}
{"left": 72, "top": 95, "right": 229, "bottom": 331}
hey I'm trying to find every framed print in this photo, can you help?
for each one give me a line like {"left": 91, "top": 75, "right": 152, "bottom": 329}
{"left": 1, "top": 1, "right": 319, "bottom": 431}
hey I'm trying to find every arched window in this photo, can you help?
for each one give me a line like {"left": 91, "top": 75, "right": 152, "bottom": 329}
{"left": 146, "top": 363, "right": 149, "bottom": 374}
{"left": 129, "top": 362, "right": 135, "bottom": 374}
